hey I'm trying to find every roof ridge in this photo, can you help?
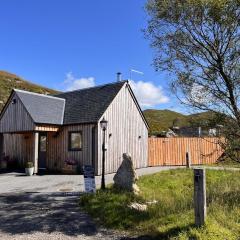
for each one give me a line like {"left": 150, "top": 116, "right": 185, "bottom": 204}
{"left": 14, "top": 89, "right": 65, "bottom": 101}
{"left": 56, "top": 80, "right": 128, "bottom": 96}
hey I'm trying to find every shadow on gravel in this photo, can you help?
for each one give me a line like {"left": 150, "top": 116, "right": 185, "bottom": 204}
{"left": 0, "top": 193, "right": 97, "bottom": 237}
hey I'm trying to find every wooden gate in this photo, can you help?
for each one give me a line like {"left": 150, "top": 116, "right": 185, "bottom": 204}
{"left": 148, "top": 137, "right": 223, "bottom": 166}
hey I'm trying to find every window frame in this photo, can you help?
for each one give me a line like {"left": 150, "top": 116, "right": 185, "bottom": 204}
{"left": 68, "top": 131, "right": 83, "bottom": 151}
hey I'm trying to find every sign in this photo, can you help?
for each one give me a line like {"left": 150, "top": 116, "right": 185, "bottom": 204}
{"left": 83, "top": 165, "right": 96, "bottom": 193}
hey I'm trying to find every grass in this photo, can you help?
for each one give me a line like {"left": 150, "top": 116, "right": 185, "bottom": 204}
{"left": 80, "top": 169, "right": 240, "bottom": 239}
{"left": 0, "top": 70, "right": 59, "bottom": 111}
{"left": 215, "top": 158, "right": 240, "bottom": 168}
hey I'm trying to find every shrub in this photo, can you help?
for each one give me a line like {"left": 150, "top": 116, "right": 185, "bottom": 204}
{"left": 25, "top": 161, "right": 33, "bottom": 168}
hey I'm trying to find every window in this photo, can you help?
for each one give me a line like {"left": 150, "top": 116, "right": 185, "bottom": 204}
{"left": 68, "top": 131, "right": 82, "bottom": 151}
{"left": 40, "top": 135, "right": 47, "bottom": 152}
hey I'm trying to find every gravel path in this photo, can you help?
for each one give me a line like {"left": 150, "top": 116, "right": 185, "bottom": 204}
{"left": 0, "top": 192, "right": 156, "bottom": 240}
{"left": 0, "top": 166, "right": 187, "bottom": 239}
{"left": 0, "top": 193, "right": 134, "bottom": 240}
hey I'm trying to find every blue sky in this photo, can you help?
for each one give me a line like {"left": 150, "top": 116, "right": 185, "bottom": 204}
{"left": 0, "top": 0, "right": 186, "bottom": 112}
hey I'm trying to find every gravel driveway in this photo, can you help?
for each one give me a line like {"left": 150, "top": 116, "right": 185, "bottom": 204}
{"left": 0, "top": 193, "right": 127, "bottom": 240}
{"left": 0, "top": 166, "right": 179, "bottom": 239}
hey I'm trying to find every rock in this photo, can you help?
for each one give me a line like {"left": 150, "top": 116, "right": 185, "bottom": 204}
{"left": 113, "top": 153, "right": 139, "bottom": 194}
{"left": 146, "top": 200, "right": 158, "bottom": 205}
{"left": 129, "top": 202, "right": 147, "bottom": 211}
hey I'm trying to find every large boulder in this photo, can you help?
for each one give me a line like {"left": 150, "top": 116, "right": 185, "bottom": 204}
{"left": 113, "top": 153, "right": 139, "bottom": 194}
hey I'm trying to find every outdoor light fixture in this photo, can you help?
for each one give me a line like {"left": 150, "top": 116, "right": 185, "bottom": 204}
{"left": 100, "top": 117, "right": 108, "bottom": 189}
{"left": 100, "top": 118, "right": 108, "bottom": 131}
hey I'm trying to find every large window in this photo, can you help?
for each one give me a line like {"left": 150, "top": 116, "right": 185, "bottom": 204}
{"left": 68, "top": 131, "right": 82, "bottom": 151}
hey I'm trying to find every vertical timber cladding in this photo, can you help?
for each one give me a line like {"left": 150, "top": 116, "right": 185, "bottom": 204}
{"left": 46, "top": 124, "right": 97, "bottom": 172}
{"left": 0, "top": 133, "right": 3, "bottom": 160}
{"left": 97, "top": 84, "right": 148, "bottom": 175}
{"left": 148, "top": 137, "right": 224, "bottom": 166}
{"left": 3, "top": 133, "right": 34, "bottom": 167}
{"left": 0, "top": 92, "right": 35, "bottom": 133}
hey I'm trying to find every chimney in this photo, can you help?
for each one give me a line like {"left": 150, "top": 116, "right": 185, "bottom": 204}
{"left": 116, "top": 72, "right": 122, "bottom": 82}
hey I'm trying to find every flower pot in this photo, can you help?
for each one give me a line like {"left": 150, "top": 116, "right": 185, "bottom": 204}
{"left": 0, "top": 161, "right": 7, "bottom": 169}
{"left": 25, "top": 167, "right": 34, "bottom": 176}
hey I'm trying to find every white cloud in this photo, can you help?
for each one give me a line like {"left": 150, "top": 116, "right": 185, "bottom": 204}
{"left": 64, "top": 72, "right": 95, "bottom": 91}
{"left": 129, "top": 80, "right": 169, "bottom": 108}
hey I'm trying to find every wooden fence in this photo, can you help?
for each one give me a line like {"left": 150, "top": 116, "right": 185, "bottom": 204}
{"left": 148, "top": 137, "right": 224, "bottom": 166}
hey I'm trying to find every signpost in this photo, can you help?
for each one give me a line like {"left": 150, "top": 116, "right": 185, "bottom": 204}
{"left": 83, "top": 165, "right": 96, "bottom": 193}
{"left": 194, "top": 168, "right": 206, "bottom": 227}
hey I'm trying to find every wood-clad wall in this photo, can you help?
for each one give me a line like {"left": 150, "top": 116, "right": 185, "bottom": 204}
{"left": 3, "top": 133, "right": 34, "bottom": 166}
{"left": 97, "top": 83, "right": 148, "bottom": 175}
{"left": 47, "top": 124, "right": 97, "bottom": 172}
{"left": 0, "top": 133, "right": 3, "bottom": 160}
{"left": 0, "top": 93, "right": 35, "bottom": 133}
{"left": 3, "top": 124, "right": 97, "bottom": 172}
{"left": 148, "top": 137, "right": 223, "bottom": 166}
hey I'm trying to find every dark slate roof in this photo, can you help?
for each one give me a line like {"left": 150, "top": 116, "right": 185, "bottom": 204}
{"left": 14, "top": 89, "right": 65, "bottom": 125}
{"left": 56, "top": 81, "right": 127, "bottom": 124}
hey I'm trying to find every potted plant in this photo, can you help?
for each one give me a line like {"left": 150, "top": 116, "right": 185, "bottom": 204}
{"left": 25, "top": 162, "right": 34, "bottom": 176}
{"left": 64, "top": 158, "right": 78, "bottom": 173}
{"left": 0, "top": 154, "right": 8, "bottom": 169}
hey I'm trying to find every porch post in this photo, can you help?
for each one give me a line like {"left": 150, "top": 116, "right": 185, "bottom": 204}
{"left": 0, "top": 133, "right": 3, "bottom": 161}
{"left": 33, "top": 132, "right": 39, "bottom": 174}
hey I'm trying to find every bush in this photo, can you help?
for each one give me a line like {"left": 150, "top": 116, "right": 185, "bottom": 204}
{"left": 25, "top": 161, "right": 33, "bottom": 168}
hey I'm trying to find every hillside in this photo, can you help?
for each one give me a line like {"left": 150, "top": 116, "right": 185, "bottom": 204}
{"left": 0, "top": 71, "right": 59, "bottom": 111}
{"left": 143, "top": 109, "right": 217, "bottom": 135}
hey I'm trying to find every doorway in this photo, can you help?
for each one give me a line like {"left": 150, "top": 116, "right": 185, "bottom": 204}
{"left": 38, "top": 132, "right": 47, "bottom": 170}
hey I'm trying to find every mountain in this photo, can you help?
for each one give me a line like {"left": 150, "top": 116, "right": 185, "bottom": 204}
{"left": 0, "top": 71, "right": 59, "bottom": 111}
{"left": 143, "top": 109, "right": 217, "bottom": 135}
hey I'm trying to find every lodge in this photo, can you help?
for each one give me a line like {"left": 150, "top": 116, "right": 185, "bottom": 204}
{"left": 0, "top": 80, "right": 149, "bottom": 175}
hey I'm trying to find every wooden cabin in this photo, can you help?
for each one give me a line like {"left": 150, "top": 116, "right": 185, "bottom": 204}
{"left": 0, "top": 81, "right": 149, "bottom": 175}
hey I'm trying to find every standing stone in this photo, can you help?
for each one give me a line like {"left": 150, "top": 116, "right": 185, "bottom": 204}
{"left": 113, "top": 153, "right": 139, "bottom": 194}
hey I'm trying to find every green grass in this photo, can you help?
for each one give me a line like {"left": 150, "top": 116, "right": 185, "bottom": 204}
{"left": 215, "top": 158, "right": 240, "bottom": 168}
{"left": 0, "top": 70, "right": 59, "bottom": 111}
{"left": 80, "top": 169, "right": 240, "bottom": 239}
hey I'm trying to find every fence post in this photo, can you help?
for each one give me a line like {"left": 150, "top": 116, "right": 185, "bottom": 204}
{"left": 194, "top": 168, "right": 206, "bottom": 227}
{"left": 186, "top": 151, "right": 191, "bottom": 168}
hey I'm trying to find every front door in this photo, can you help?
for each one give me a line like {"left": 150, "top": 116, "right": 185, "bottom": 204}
{"left": 38, "top": 132, "right": 47, "bottom": 170}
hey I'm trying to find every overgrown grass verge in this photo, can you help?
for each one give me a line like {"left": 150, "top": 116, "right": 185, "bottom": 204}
{"left": 79, "top": 169, "right": 240, "bottom": 239}
{"left": 215, "top": 158, "right": 240, "bottom": 168}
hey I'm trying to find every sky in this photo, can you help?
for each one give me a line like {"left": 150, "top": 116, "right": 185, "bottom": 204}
{"left": 0, "top": 0, "right": 186, "bottom": 112}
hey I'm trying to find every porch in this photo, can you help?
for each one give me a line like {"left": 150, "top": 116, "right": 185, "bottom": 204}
{"left": 0, "top": 125, "right": 68, "bottom": 174}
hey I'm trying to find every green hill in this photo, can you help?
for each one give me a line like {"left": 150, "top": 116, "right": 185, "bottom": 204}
{"left": 0, "top": 71, "right": 59, "bottom": 111}
{"left": 143, "top": 109, "right": 217, "bottom": 135}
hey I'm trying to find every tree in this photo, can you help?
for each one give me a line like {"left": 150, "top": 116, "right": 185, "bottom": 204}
{"left": 146, "top": 0, "right": 240, "bottom": 161}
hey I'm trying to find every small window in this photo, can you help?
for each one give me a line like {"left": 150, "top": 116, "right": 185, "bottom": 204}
{"left": 68, "top": 131, "right": 82, "bottom": 151}
{"left": 40, "top": 135, "right": 47, "bottom": 152}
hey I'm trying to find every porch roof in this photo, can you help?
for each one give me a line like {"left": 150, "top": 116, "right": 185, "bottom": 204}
{"left": 15, "top": 89, "right": 65, "bottom": 125}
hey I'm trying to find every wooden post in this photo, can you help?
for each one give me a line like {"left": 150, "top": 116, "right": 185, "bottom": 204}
{"left": 186, "top": 151, "right": 191, "bottom": 168}
{"left": 33, "top": 132, "right": 39, "bottom": 174}
{"left": 194, "top": 168, "right": 206, "bottom": 227}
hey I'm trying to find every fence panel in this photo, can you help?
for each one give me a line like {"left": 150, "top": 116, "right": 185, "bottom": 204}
{"left": 148, "top": 137, "right": 223, "bottom": 167}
